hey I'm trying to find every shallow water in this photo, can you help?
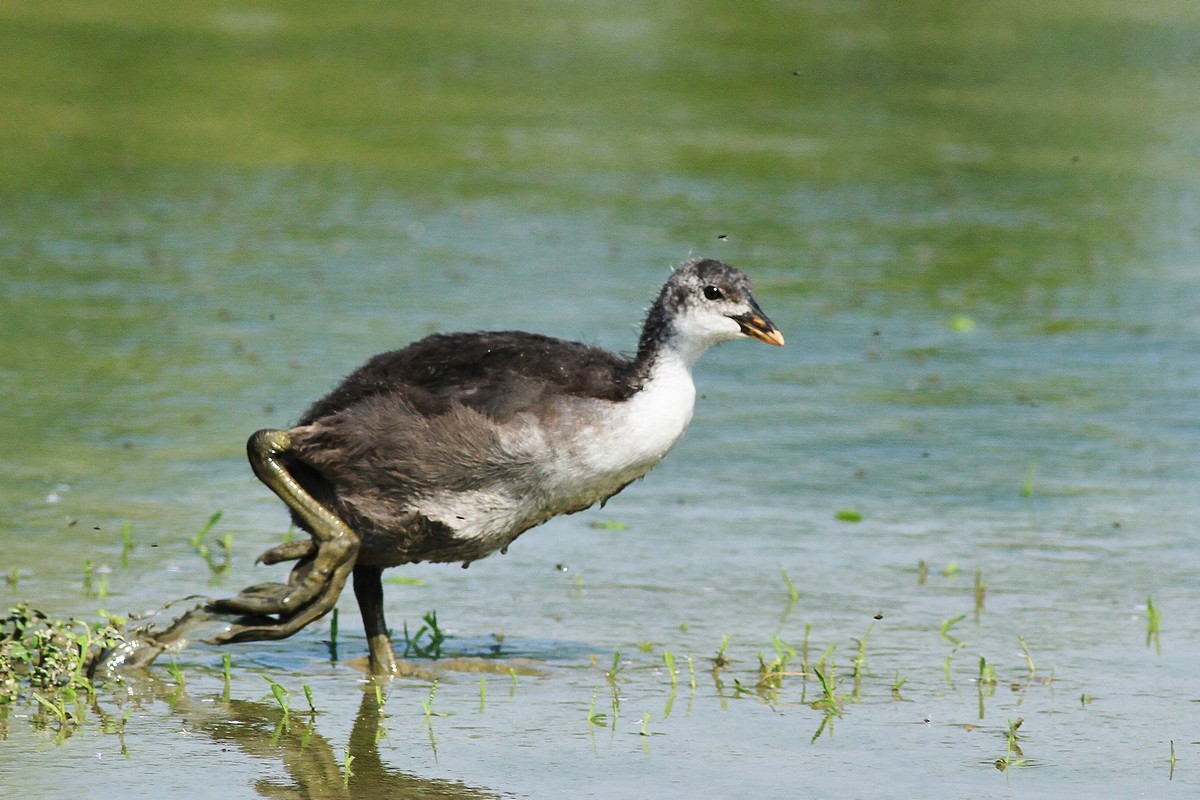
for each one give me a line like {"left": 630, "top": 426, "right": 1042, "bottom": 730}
{"left": 3, "top": 2, "right": 1200, "bottom": 797}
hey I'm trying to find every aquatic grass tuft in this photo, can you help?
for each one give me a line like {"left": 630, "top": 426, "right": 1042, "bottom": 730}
{"left": 264, "top": 675, "right": 290, "bottom": 719}
{"left": 605, "top": 650, "right": 623, "bottom": 683}
{"left": 810, "top": 664, "right": 842, "bottom": 714}
{"left": 0, "top": 603, "right": 124, "bottom": 735}
{"left": 808, "top": 662, "right": 843, "bottom": 743}
{"left": 662, "top": 648, "right": 677, "bottom": 687}
{"left": 190, "top": 512, "right": 232, "bottom": 581}
{"left": 773, "top": 635, "right": 797, "bottom": 667}
{"left": 303, "top": 684, "right": 317, "bottom": 714}
{"left": 402, "top": 611, "right": 446, "bottom": 659}
{"left": 977, "top": 656, "right": 997, "bottom": 687}
{"left": 940, "top": 614, "right": 966, "bottom": 645}
{"left": 711, "top": 636, "right": 731, "bottom": 671}
{"left": 587, "top": 689, "right": 607, "bottom": 726}
{"left": 973, "top": 568, "right": 986, "bottom": 614}
{"left": 994, "top": 717, "right": 1027, "bottom": 773}
{"left": 190, "top": 511, "right": 223, "bottom": 550}
{"left": 779, "top": 565, "right": 800, "bottom": 603}
{"left": 421, "top": 679, "right": 446, "bottom": 719}
{"left": 1145, "top": 595, "right": 1161, "bottom": 654}
{"left": 793, "top": 636, "right": 838, "bottom": 704}
{"left": 757, "top": 635, "right": 797, "bottom": 694}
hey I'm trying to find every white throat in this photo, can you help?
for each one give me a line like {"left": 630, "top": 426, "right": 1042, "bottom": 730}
{"left": 663, "top": 308, "right": 745, "bottom": 367}
{"left": 614, "top": 350, "right": 697, "bottom": 467}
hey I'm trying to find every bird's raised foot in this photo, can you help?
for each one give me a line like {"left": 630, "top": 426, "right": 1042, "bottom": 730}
{"left": 210, "top": 553, "right": 318, "bottom": 615}
{"left": 256, "top": 538, "right": 317, "bottom": 566}
{"left": 203, "top": 549, "right": 354, "bottom": 647}
{"left": 208, "top": 581, "right": 298, "bottom": 616}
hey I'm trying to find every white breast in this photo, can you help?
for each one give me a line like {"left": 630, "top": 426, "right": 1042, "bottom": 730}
{"left": 413, "top": 354, "right": 697, "bottom": 551}
{"left": 567, "top": 353, "right": 696, "bottom": 479}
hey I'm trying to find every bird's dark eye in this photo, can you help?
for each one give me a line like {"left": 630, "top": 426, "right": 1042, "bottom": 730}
{"left": 703, "top": 285, "right": 723, "bottom": 301}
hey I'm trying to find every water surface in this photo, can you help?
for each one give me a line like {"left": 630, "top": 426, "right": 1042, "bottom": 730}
{"left": 2, "top": 2, "right": 1199, "bottom": 797}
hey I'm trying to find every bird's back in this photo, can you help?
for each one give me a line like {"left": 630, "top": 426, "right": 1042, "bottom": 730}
{"left": 300, "top": 330, "right": 645, "bottom": 425}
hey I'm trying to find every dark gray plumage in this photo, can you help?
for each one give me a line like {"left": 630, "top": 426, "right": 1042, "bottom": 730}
{"left": 189, "top": 257, "right": 786, "bottom": 674}
{"left": 277, "top": 259, "right": 781, "bottom": 569}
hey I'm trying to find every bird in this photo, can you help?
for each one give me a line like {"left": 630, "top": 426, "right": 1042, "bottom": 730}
{"left": 200, "top": 257, "right": 783, "bottom": 675}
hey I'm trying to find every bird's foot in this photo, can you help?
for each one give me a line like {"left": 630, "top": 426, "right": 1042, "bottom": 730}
{"left": 205, "top": 535, "right": 357, "bottom": 645}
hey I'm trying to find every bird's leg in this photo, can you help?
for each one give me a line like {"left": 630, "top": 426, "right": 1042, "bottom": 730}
{"left": 206, "top": 429, "right": 359, "bottom": 644}
{"left": 353, "top": 565, "right": 401, "bottom": 676}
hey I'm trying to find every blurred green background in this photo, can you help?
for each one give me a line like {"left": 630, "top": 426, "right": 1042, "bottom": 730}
{"left": 5, "top": 2, "right": 1196, "bottom": 298}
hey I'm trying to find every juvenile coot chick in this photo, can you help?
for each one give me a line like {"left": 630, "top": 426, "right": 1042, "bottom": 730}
{"left": 209, "top": 258, "right": 783, "bottom": 674}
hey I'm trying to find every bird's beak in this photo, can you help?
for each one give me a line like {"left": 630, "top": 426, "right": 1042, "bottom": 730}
{"left": 732, "top": 298, "right": 785, "bottom": 346}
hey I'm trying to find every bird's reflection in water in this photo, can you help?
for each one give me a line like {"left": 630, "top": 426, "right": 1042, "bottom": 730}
{"left": 177, "top": 687, "right": 497, "bottom": 800}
